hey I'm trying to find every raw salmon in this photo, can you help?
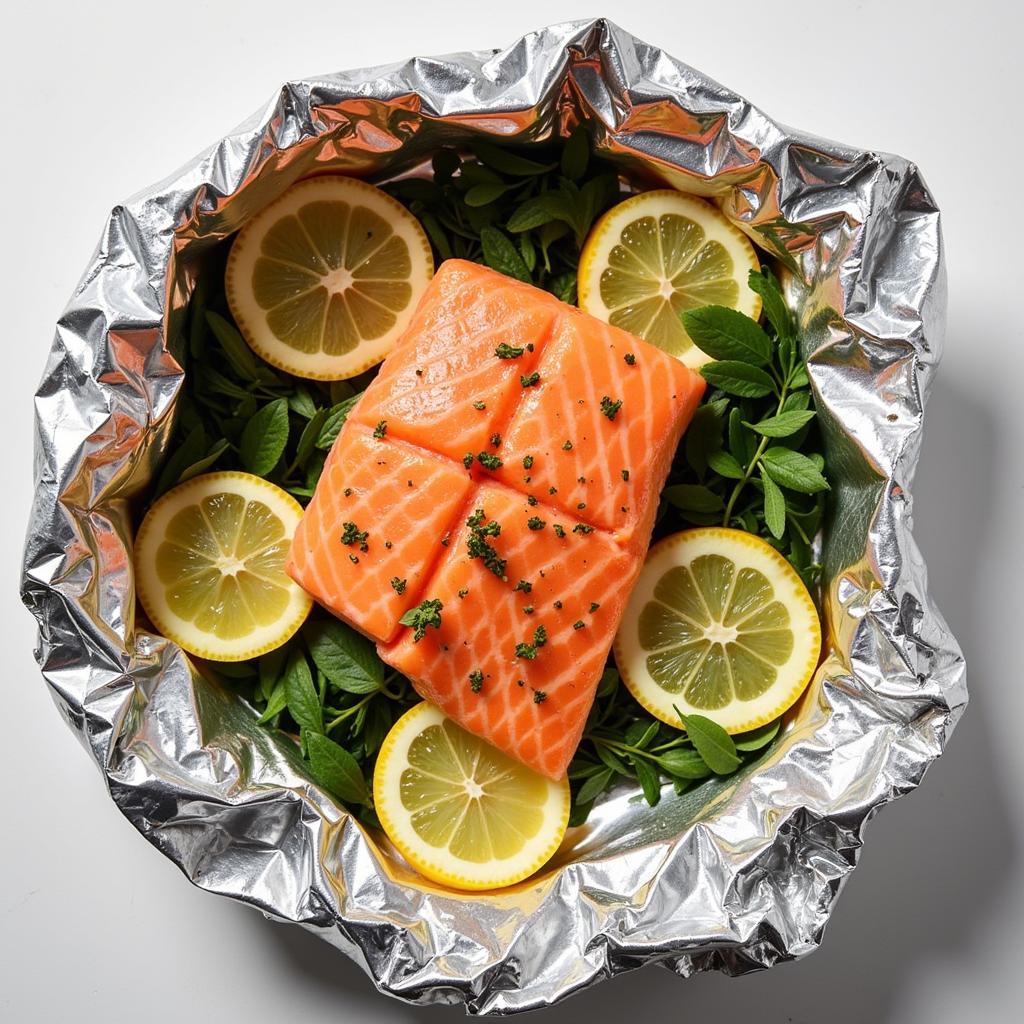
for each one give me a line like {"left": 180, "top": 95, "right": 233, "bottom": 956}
{"left": 287, "top": 260, "right": 705, "bottom": 778}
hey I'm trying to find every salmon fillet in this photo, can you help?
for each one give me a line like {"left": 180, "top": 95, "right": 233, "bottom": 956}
{"left": 287, "top": 260, "right": 705, "bottom": 778}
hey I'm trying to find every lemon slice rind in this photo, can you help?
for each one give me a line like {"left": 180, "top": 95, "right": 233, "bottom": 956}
{"left": 135, "top": 471, "right": 312, "bottom": 662}
{"left": 578, "top": 191, "right": 761, "bottom": 369}
{"left": 373, "top": 702, "right": 570, "bottom": 891}
{"left": 613, "top": 528, "right": 820, "bottom": 734}
{"left": 226, "top": 176, "right": 433, "bottom": 381}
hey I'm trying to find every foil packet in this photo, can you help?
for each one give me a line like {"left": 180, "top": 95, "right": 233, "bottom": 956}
{"left": 20, "top": 19, "right": 966, "bottom": 1014}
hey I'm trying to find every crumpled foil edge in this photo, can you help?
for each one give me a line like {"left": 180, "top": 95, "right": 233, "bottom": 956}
{"left": 21, "top": 18, "right": 966, "bottom": 1015}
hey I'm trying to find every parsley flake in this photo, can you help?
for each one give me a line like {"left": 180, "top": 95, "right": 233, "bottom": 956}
{"left": 390, "top": 577, "right": 407, "bottom": 595}
{"left": 495, "top": 342, "right": 524, "bottom": 359}
{"left": 343, "top": 487, "right": 352, "bottom": 497}
{"left": 458, "top": 588, "right": 469, "bottom": 599}
{"left": 589, "top": 601, "right": 600, "bottom": 613}
{"left": 523, "top": 605, "right": 534, "bottom": 614}
{"left": 600, "top": 396, "right": 623, "bottom": 420}
{"left": 469, "top": 670, "right": 484, "bottom": 693}
{"left": 527, "top": 494, "right": 538, "bottom": 506}
{"left": 399, "top": 598, "right": 444, "bottom": 642}
{"left": 572, "top": 620, "right": 585, "bottom": 630}
{"left": 621, "top": 468, "right": 630, "bottom": 482}
{"left": 341, "top": 521, "right": 369, "bottom": 551}
{"left": 532, "top": 690, "right": 548, "bottom": 704}
{"left": 523, "top": 455, "right": 534, "bottom": 470}
{"left": 476, "top": 451, "right": 503, "bottom": 470}
{"left": 573, "top": 523, "right": 595, "bottom": 534}
{"left": 624, "top": 352, "right": 636, "bottom": 365}
{"left": 526, "top": 516, "right": 546, "bottom": 531}
{"left": 472, "top": 400, "right": 486, "bottom": 410}
{"left": 489, "top": 432, "right": 502, "bottom": 448}
{"left": 520, "top": 371, "right": 540, "bottom": 388}
{"left": 561, "top": 440, "right": 573, "bottom": 451}
{"left": 373, "top": 419, "right": 388, "bottom": 438}
{"left": 553, "top": 524, "right": 566, "bottom": 538}
{"left": 553, "top": 600, "right": 563, "bottom": 610}
{"left": 514, "top": 579, "right": 533, "bottom": 593}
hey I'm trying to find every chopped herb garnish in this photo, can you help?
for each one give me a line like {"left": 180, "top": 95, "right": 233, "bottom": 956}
{"left": 469, "top": 670, "right": 484, "bottom": 693}
{"left": 458, "top": 588, "right": 469, "bottom": 599}
{"left": 523, "top": 605, "right": 534, "bottom": 614}
{"left": 621, "top": 469, "right": 630, "bottom": 482}
{"left": 533, "top": 690, "right": 548, "bottom": 704}
{"left": 553, "top": 600, "right": 563, "bottom": 609}
{"left": 463, "top": 452, "right": 474, "bottom": 469}
{"left": 349, "top": 554, "right": 359, "bottom": 564}
{"left": 489, "top": 432, "right": 502, "bottom": 448}
{"left": 624, "top": 352, "right": 636, "bottom": 365}
{"left": 527, "top": 342, "right": 535, "bottom": 352}
{"left": 477, "top": 451, "right": 503, "bottom": 470}
{"left": 572, "top": 620, "right": 585, "bottom": 630}
{"left": 589, "top": 601, "right": 600, "bottom": 613}
{"left": 573, "top": 523, "right": 595, "bottom": 535}
{"left": 385, "top": 540, "right": 393, "bottom": 549}
{"left": 577, "top": 502, "right": 586, "bottom": 510}
{"left": 526, "top": 516, "right": 546, "bottom": 531}
{"left": 517, "top": 679, "right": 525, "bottom": 687}
{"left": 562, "top": 440, "right": 573, "bottom": 451}
{"left": 390, "top": 577, "right": 407, "bottom": 594}
{"left": 495, "top": 342, "right": 524, "bottom": 359}
{"left": 341, "top": 521, "right": 369, "bottom": 551}
{"left": 466, "top": 509, "right": 506, "bottom": 579}
{"left": 515, "top": 579, "right": 533, "bottom": 593}
{"left": 520, "top": 371, "right": 540, "bottom": 388}
{"left": 399, "top": 598, "right": 444, "bottom": 642}
{"left": 373, "top": 419, "right": 388, "bottom": 438}
{"left": 523, "top": 455, "right": 534, "bottom": 470}
{"left": 600, "top": 396, "right": 623, "bottom": 420}
{"left": 553, "top": 524, "right": 566, "bottom": 538}
{"left": 472, "top": 400, "right": 486, "bottom": 410}
{"left": 577, "top": 475, "right": 587, "bottom": 484}
{"left": 548, "top": 486, "right": 557, "bottom": 494}
{"left": 534, "top": 624, "right": 548, "bottom": 647}
{"left": 343, "top": 487, "right": 352, "bottom": 497}
{"left": 527, "top": 494, "right": 538, "bottom": 506}
{"left": 515, "top": 641, "right": 538, "bottom": 660}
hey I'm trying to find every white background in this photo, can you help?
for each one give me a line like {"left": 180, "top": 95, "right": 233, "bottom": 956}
{"left": 2, "top": 1, "right": 1021, "bottom": 1021}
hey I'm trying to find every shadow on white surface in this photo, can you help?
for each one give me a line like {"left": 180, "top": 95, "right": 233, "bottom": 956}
{"left": 257, "top": 370, "right": 1017, "bottom": 1021}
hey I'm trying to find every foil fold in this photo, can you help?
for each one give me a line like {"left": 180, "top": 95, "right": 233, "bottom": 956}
{"left": 21, "top": 19, "right": 966, "bottom": 1014}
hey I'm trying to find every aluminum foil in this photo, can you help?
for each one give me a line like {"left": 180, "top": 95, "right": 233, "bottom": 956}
{"left": 20, "top": 19, "right": 966, "bottom": 1014}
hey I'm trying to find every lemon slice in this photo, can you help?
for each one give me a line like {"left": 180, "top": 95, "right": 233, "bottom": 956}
{"left": 614, "top": 528, "right": 820, "bottom": 732}
{"left": 373, "top": 702, "right": 570, "bottom": 891}
{"left": 226, "top": 176, "right": 433, "bottom": 380}
{"left": 578, "top": 191, "right": 760, "bottom": 368}
{"left": 135, "top": 472, "right": 312, "bottom": 661}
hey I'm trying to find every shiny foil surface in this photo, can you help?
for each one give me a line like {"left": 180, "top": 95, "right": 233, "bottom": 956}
{"left": 21, "top": 19, "right": 966, "bottom": 1014}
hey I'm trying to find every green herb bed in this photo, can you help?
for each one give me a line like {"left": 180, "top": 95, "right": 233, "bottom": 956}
{"left": 157, "top": 133, "right": 827, "bottom": 829}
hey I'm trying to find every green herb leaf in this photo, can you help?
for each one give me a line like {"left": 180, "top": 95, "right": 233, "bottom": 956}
{"left": 287, "top": 387, "right": 318, "bottom": 419}
{"left": 256, "top": 681, "right": 288, "bottom": 724}
{"left": 760, "top": 447, "right": 830, "bottom": 494}
{"left": 294, "top": 407, "right": 329, "bottom": 469}
{"left": 747, "top": 267, "right": 793, "bottom": 342}
{"left": 284, "top": 650, "right": 322, "bottom": 734}
{"left": 633, "top": 756, "right": 662, "bottom": 806}
{"left": 682, "top": 306, "right": 773, "bottom": 366}
{"left": 479, "top": 225, "right": 532, "bottom": 282}
{"left": 745, "top": 409, "right": 817, "bottom": 438}
{"left": 700, "top": 360, "right": 776, "bottom": 398}
{"left": 206, "top": 311, "right": 262, "bottom": 380}
{"left": 239, "top": 398, "right": 289, "bottom": 475}
{"left": 595, "top": 743, "right": 629, "bottom": 776}
{"left": 306, "top": 731, "right": 368, "bottom": 804}
{"left": 305, "top": 619, "right": 383, "bottom": 694}
{"left": 575, "top": 767, "right": 614, "bottom": 806}
{"left": 706, "top": 449, "right": 745, "bottom": 480}
{"left": 316, "top": 394, "right": 362, "bottom": 449}
{"left": 684, "top": 404, "right": 724, "bottom": 477}
{"left": 663, "top": 483, "right": 725, "bottom": 513}
{"left": 656, "top": 747, "right": 713, "bottom": 779}
{"left": 734, "top": 718, "right": 782, "bottom": 752}
{"left": 680, "top": 713, "right": 741, "bottom": 774}
{"left": 560, "top": 126, "right": 590, "bottom": 180}
{"left": 464, "top": 182, "right": 512, "bottom": 207}
{"left": 760, "top": 466, "right": 787, "bottom": 539}
{"left": 472, "top": 141, "right": 556, "bottom": 177}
